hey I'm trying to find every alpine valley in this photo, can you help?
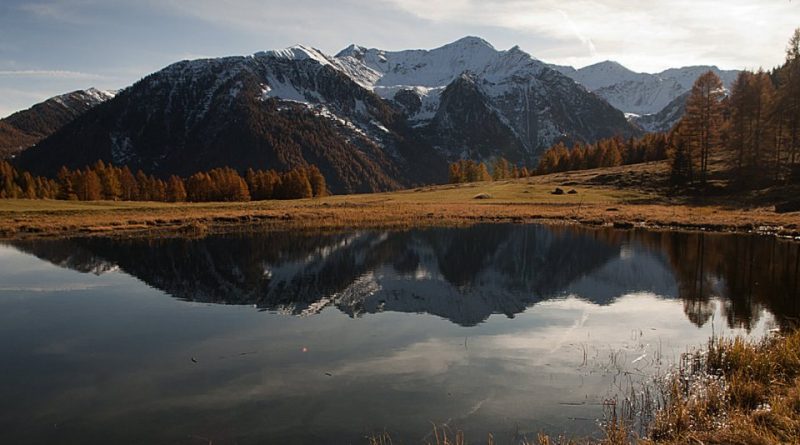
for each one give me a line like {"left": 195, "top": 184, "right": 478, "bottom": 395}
{"left": 11, "top": 37, "right": 737, "bottom": 193}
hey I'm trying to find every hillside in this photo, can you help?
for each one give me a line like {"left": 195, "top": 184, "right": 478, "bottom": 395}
{"left": 0, "top": 89, "right": 114, "bottom": 159}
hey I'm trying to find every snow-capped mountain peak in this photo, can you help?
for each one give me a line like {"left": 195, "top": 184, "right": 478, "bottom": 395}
{"left": 335, "top": 44, "right": 368, "bottom": 59}
{"left": 566, "top": 60, "right": 645, "bottom": 90}
{"left": 553, "top": 60, "right": 739, "bottom": 116}
{"left": 334, "top": 37, "right": 544, "bottom": 91}
{"left": 81, "top": 87, "right": 116, "bottom": 103}
{"left": 328, "top": 37, "right": 634, "bottom": 160}
{"left": 440, "top": 35, "right": 495, "bottom": 50}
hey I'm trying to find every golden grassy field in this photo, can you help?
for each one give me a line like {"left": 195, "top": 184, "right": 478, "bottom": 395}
{"left": 1, "top": 162, "right": 798, "bottom": 239}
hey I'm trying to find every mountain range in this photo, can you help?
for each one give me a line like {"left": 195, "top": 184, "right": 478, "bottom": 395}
{"left": 7, "top": 37, "right": 739, "bottom": 192}
{"left": 551, "top": 61, "right": 739, "bottom": 131}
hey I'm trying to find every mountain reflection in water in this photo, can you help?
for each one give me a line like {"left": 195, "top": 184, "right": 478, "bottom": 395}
{"left": 9, "top": 224, "right": 800, "bottom": 329}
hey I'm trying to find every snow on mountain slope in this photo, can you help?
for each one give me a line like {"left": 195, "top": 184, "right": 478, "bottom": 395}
{"left": 660, "top": 66, "right": 739, "bottom": 93}
{"left": 558, "top": 60, "right": 648, "bottom": 91}
{"left": 630, "top": 91, "right": 689, "bottom": 133}
{"left": 17, "top": 53, "right": 446, "bottom": 192}
{"left": 0, "top": 88, "right": 115, "bottom": 159}
{"left": 555, "top": 61, "right": 739, "bottom": 116}
{"left": 335, "top": 37, "right": 546, "bottom": 90}
{"left": 19, "top": 37, "right": 639, "bottom": 180}
{"left": 334, "top": 37, "right": 638, "bottom": 161}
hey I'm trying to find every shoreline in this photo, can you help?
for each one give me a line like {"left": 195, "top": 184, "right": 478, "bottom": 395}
{"left": 1, "top": 197, "right": 798, "bottom": 241}
{"left": 2, "top": 167, "right": 798, "bottom": 240}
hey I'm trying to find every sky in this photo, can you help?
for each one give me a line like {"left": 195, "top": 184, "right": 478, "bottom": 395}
{"left": 1, "top": 0, "right": 798, "bottom": 118}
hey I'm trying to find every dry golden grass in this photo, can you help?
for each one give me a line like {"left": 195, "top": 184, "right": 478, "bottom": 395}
{"left": 640, "top": 331, "right": 800, "bottom": 445}
{"left": 0, "top": 164, "right": 798, "bottom": 240}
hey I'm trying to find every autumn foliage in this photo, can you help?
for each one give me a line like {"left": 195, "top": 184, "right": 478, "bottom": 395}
{"left": 669, "top": 29, "right": 800, "bottom": 188}
{"left": 534, "top": 133, "right": 669, "bottom": 175}
{"left": 448, "top": 157, "right": 530, "bottom": 184}
{"left": 0, "top": 160, "right": 327, "bottom": 202}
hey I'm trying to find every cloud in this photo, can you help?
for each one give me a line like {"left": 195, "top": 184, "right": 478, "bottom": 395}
{"left": 375, "top": 0, "right": 799, "bottom": 71}
{"left": 145, "top": 0, "right": 800, "bottom": 72}
{"left": 0, "top": 69, "right": 105, "bottom": 79}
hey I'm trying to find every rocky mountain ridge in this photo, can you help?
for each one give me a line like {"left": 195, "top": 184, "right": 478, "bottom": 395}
{"left": 0, "top": 88, "right": 114, "bottom": 159}
{"left": 15, "top": 38, "right": 639, "bottom": 190}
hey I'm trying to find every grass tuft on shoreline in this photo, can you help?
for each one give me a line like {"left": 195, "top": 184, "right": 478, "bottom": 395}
{"left": 643, "top": 331, "right": 800, "bottom": 445}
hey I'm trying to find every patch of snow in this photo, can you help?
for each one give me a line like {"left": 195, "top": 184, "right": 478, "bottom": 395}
{"left": 370, "top": 120, "right": 390, "bottom": 133}
{"left": 259, "top": 75, "right": 322, "bottom": 105}
{"left": 261, "top": 44, "right": 334, "bottom": 67}
{"left": 83, "top": 87, "right": 116, "bottom": 103}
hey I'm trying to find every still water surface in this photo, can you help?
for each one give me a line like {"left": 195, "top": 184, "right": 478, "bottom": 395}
{"left": 1, "top": 225, "right": 798, "bottom": 444}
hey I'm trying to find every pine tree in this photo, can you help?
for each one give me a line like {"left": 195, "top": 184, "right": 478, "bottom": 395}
{"left": 476, "top": 163, "right": 491, "bottom": 181}
{"left": 19, "top": 172, "right": 37, "bottom": 199}
{"left": 570, "top": 144, "right": 587, "bottom": 170}
{"left": 56, "top": 166, "right": 77, "bottom": 200}
{"left": 536, "top": 147, "right": 559, "bottom": 174}
{"left": 771, "top": 28, "right": 800, "bottom": 180}
{"left": 492, "top": 157, "right": 510, "bottom": 180}
{"left": 75, "top": 170, "right": 102, "bottom": 201}
{"left": 119, "top": 166, "right": 138, "bottom": 201}
{"left": 448, "top": 162, "right": 463, "bottom": 184}
{"left": 683, "top": 71, "right": 725, "bottom": 184}
{"left": 136, "top": 171, "right": 151, "bottom": 201}
{"left": 166, "top": 175, "right": 187, "bottom": 202}
{"left": 669, "top": 124, "right": 692, "bottom": 186}
{"left": 462, "top": 160, "right": 479, "bottom": 182}
{"left": 276, "top": 169, "right": 312, "bottom": 199}
{"left": 306, "top": 165, "right": 328, "bottom": 197}
{"left": 553, "top": 143, "right": 570, "bottom": 171}
{"left": 0, "top": 161, "right": 19, "bottom": 199}
{"left": 99, "top": 165, "right": 122, "bottom": 200}
{"left": 152, "top": 178, "right": 167, "bottom": 201}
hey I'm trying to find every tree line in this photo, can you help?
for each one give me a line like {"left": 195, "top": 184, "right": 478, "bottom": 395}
{"left": 535, "top": 133, "right": 669, "bottom": 175}
{"left": 0, "top": 160, "right": 328, "bottom": 202}
{"left": 448, "top": 158, "right": 532, "bottom": 184}
{"left": 478, "top": 28, "right": 800, "bottom": 190}
{"left": 669, "top": 28, "right": 800, "bottom": 188}
{"left": 447, "top": 133, "right": 668, "bottom": 183}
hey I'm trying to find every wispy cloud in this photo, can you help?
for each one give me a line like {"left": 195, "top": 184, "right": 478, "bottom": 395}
{"left": 376, "top": 0, "right": 798, "bottom": 71}
{"left": 147, "top": 0, "right": 800, "bottom": 72}
{"left": 0, "top": 69, "right": 105, "bottom": 79}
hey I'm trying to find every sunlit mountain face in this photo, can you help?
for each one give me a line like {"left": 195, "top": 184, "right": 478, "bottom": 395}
{"left": 8, "top": 224, "right": 799, "bottom": 329}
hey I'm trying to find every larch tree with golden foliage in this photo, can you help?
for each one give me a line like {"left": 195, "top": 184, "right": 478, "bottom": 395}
{"left": 683, "top": 71, "right": 726, "bottom": 185}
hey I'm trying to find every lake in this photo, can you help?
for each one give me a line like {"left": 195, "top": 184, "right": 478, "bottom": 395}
{"left": 1, "top": 225, "right": 798, "bottom": 444}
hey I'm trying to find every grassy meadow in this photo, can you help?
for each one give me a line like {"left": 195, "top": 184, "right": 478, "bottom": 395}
{"left": 1, "top": 163, "right": 798, "bottom": 239}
